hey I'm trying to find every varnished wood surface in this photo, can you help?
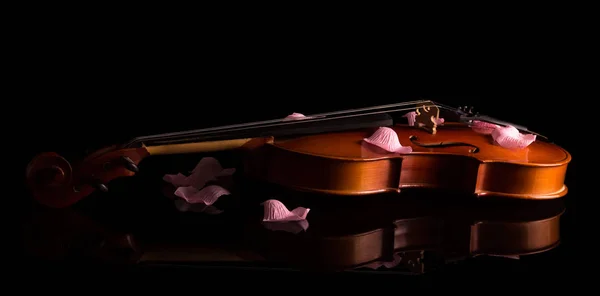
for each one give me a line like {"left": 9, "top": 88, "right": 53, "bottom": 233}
{"left": 247, "top": 123, "right": 571, "bottom": 199}
{"left": 25, "top": 122, "right": 571, "bottom": 208}
{"left": 273, "top": 124, "right": 570, "bottom": 164}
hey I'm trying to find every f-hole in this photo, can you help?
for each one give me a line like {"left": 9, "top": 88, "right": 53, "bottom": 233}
{"left": 409, "top": 135, "right": 480, "bottom": 153}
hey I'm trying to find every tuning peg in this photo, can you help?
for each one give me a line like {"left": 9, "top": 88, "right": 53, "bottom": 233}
{"left": 468, "top": 106, "right": 474, "bottom": 113}
{"left": 92, "top": 179, "right": 109, "bottom": 192}
{"left": 120, "top": 156, "right": 139, "bottom": 173}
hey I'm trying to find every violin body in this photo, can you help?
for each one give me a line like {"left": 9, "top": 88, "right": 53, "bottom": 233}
{"left": 25, "top": 100, "right": 572, "bottom": 208}
{"left": 243, "top": 123, "right": 571, "bottom": 200}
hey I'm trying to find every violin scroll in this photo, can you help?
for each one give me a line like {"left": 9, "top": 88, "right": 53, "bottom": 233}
{"left": 25, "top": 147, "right": 149, "bottom": 208}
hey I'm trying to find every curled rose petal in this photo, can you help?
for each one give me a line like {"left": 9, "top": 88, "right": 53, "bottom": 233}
{"left": 491, "top": 125, "right": 536, "bottom": 149}
{"left": 262, "top": 220, "right": 309, "bottom": 234}
{"left": 163, "top": 157, "right": 236, "bottom": 189}
{"left": 262, "top": 199, "right": 309, "bottom": 222}
{"left": 283, "top": 112, "right": 313, "bottom": 121}
{"left": 174, "top": 199, "right": 224, "bottom": 215}
{"left": 363, "top": 253, "right": 403, "bottom": 269}
{"left": 433, "top": 117, "right": 445, "bottom": 125}
{"left": 471, "top": 120, "right": 501, "bottom": 135}
{"left": 363, "top": 127, "right": 413, "bottom": 154}
{"left": 174, "top": 185, "right": 230, "bottom": 205}
{"left": 403, "top": 112, "right": 416, "bottom": 126}
{"left": 162, "top": 173, "right": 188, "bottom": 187}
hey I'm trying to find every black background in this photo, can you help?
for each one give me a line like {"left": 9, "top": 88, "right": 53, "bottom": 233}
{"left": 11, "top": 14, "right": 579, "bottom": 285}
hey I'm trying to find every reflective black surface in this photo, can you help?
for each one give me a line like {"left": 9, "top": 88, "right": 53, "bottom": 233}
{"left": 18, "top": 151, "right": 576, "bottom": 282}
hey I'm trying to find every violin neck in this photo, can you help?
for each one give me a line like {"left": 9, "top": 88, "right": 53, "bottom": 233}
{"left": 125, "top": 112, "right": 395, "bottom": 154}
{"left": 144, "top": 137, "right": 264, "bottom": 155}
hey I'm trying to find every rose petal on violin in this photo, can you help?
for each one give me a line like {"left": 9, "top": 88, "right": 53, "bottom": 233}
{"left": 471, "top": 120, "right": 500, "bottom": 135}
{"left": 491, "top": 125, "right": 537, "bottom": 149}
{"left": 283, "top": 112, "right": 313, "bottom": 121}
{"left": 363, "top": 127, "right": 413, "bottom": 154}
{"left": 174, "top": 185, "right": 230, "bottom": 205}
{"left": 262, "top": 220, "right": 309, "bottom": 234}
{"left": 261, "top": 199, "right": 310, "bottom": 222}
{"left": 403, "top": 111, "right": 416, "bottom": 126}
{"left": 433, "top": 117, "right": 445, "bottom": 125}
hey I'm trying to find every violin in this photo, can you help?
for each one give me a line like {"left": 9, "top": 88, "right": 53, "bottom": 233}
{"left": 25, "top": 100, "right": 572, "bottom": 208}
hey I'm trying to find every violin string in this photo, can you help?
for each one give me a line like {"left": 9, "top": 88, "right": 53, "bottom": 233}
{"left": 126, "top": 103, "right": 463, "bottom": 146}
{"left": 124, "top": 100, "right": 438, "bottom": 146}
{"left": 126, "top": 103, "right": 465, "bottom": 147}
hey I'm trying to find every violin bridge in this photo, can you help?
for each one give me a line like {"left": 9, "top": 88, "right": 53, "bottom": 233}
{"left": 414, "top": 102, "right": 441, "bottom": 134}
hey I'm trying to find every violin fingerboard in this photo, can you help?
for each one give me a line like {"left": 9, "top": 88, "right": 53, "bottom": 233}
{"left": 141, "top": 114, "right": 394, "bottom": 146}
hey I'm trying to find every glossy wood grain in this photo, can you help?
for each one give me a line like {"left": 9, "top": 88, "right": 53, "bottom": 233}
{"left": 247, "top": 123, "right": 571, "bottom": 200}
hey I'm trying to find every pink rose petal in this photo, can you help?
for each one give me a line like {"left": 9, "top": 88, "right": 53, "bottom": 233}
{"left": 363, "top": 127, "right": 413, "bottom": 154}
{"left": 471, "top": 120, "right": 501, "bottom": 135}
{"left": 403, "top": 111, "right": 416, "bottom": 126}
{"left": 163, "top": 157, "right": 236, "bottom": 189}
{"left": 491, "top": 125, "right": 536, "bottom": 149}
{"left": 262, "top": 199, "right": 309, "bottom": 222}
{"left": 174, "top": 185, "right": 230, "bottom": 205}
{"left": 283, "top": 112, "right": 313, "bottom": 121}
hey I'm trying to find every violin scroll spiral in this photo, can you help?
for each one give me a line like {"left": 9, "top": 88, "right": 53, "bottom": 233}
{"left": 25, "top": 147, "right": 149, "bottom": 208}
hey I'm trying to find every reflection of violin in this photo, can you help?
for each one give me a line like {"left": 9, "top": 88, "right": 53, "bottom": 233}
{"left": 26, "top": 100, "right": 571, "bottom": 208}
{"left": 21, "top": 205, "right": 138, "bottom": 263}
{"left": 20, "top": 189, "right": 565, "bottom": 273}
{"left": 243, "top": 193, "right": 565, "bottom": 272}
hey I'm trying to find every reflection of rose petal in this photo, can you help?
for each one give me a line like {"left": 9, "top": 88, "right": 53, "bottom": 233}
{"left": 363, "top": 127, "right": 412, "bottom": 154}
{"left": 262, "top": 220, "right": 309, "bottom": 234}
{"left": 163, "top": 157, "right": 236, "bottom": 188}
{"left": 262, "top": 199, "right": 309, "bottom": 222}
{"left": 174, "top": 199, "right": 224, "bottom": 215}
{"left": 487, "top": 254, "right": 520, "bottom": 260}
{"left": 174, "top": 185, "right": 230, "bottom": 205}
{"left": 363, "top": 253, "right": 403, "bottom": 269}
